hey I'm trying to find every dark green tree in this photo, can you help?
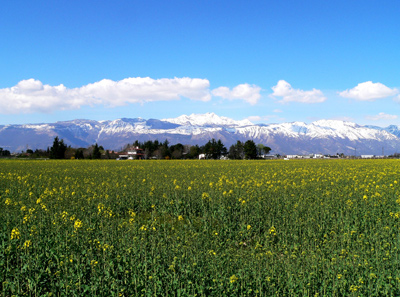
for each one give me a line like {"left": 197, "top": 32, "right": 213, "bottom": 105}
{"left": 228, "top": 141, "right": 244, "bottom": 159}
{"left": 256, "top": 144, "right": 272, "bottom": 157}
{"left": 0, "top": 148, "right": 11, "bottom": 157}
{"left": 75, "top": 149, "right": 84, "bottom": 159}
{"left": 170, "top": 143, "right": 184, "bottom": 159}
{"left": 92, "top": 143, "right": 102, "bottom": 159}
{"left": 187, "top": 145, "right": 201, "bottom": 159}
{"left": 204, "top": 139, "right": 226, "bottom": 159}
{"left": 49, "top": 137, "right": 67, "bottom": 159}
{"left": 243, "top": 140, "right": 258, "bottom": 159}
{"left": 159, "top": 139, "right": 171, "bottom": 159}
{"left": 263, "top": 146, "right": 271, "bottom": 155}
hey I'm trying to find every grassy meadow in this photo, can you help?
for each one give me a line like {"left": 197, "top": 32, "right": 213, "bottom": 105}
{"left": 1, "top": 159, "right": 400, "bottom": 296}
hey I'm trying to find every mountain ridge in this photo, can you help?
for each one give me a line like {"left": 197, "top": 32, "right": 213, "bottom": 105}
{"left": 1, "top": 113, "right": 400, "bottom": 155}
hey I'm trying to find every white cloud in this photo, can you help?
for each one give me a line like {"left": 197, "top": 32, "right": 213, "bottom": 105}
{"left": 271, "top": 80, "right": 326, "bottom": 103}
{"left": 273, "top": 109, "right": 283, "bottom": 113}
{"left": 246, "top": 115, "right": 285, "bottom": 123}
{"left": 365, "top": 112, "right": 398, "bottom": 121}
{"left": 0, "top": 77, "right": 212, "bottom": 114}
{"left": 339, "top": 81, "right": 398, "bottom": 101}
{"left": 212, "top": 83, "right": 261, "bottom": 105}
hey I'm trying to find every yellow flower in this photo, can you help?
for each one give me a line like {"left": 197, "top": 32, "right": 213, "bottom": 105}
{"left": 230, "top": 275, "right": 238, "bottom": 283}
{"left": 23, "top": 240, "right": 31, "bottom": 248}
{"left": 349, "top": 285, "right": 359, "bottom": 292}
{"left": 247, "top": 225, "right": 251, "bottom": 230}
{"left": 97, "top": 203, "right": 104, "bottom": 214}
{"left": 178, "top": 215, "right": 183, "bottom": 221}
{"left": 11, "top": 228, "right": 20, "bottom": 240}
{"left": 74, "top": 219, "right": 83, "bottom": 230}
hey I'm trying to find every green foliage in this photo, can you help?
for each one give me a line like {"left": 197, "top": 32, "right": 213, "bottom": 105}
{"left": 204, "top": 139, "right": 227, "bottom": 159}
{"left": 243, "top": 140, "right": 257, "bottom": 159}
{"left": 228, "top": 141, "right": 244, "bottom": 159}
{"left": 92, "top": 143, "right": 101, "bottom": 159}
{"left": 75, "top": 149, "right": 84, "bottom": 159}
{"left": 1, "top": 159, "right": 399, "bottom": 296}
{"left": 49, "top": 137, "right": 67, "bottom": 159}
{"left": 0, "top": 147, "right": 11, "bottom": 157}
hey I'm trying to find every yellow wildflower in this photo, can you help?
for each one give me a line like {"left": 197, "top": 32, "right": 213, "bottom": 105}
{"left": 230, "top": 275, "right": 238, "bottom": 283}
{"left": 74, "top": 219, "right": 83, "bottom": 230}
{"left": 11, "top": 228, "right": 20, "bottom": 240}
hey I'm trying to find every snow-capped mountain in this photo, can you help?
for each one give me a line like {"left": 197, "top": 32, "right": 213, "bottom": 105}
{"left": 162, "top": 112, "right": 253, "bottom": 127}
{"left": 1, "top": 113, "right": 400, "bottom": 155}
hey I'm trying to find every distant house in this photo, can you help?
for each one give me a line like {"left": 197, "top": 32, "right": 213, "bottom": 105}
{"left": 261, "top": 154, "right": 277, "bottom": 160}
{"left": 118, "top": 146, "right": 144, "bottom": 160}
{"left": 361, "top": 155, "right": 374, "bottom": 159}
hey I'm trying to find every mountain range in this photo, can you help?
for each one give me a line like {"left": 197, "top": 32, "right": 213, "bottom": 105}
{"left": 1, "top": 113, "right": 400, "bottom": 155}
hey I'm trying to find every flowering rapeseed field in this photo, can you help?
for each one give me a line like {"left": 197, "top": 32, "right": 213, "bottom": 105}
{"left": 1, "top": 159, "right": 400, "bottom": 296}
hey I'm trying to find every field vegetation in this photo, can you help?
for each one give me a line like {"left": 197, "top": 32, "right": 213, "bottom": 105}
{"left": 1, "top": 159, "right": 400, "bottom": 296}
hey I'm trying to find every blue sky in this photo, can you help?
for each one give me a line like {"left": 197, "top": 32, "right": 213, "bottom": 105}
{"left": 1, "top": 0, "right": 400, "bottom": 126}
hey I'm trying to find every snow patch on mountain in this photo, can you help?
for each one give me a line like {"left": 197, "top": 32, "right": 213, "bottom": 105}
{"left": 162, "top": 112, "right": 253, "bottom": 127}
{"left": 2, "top": 113, "right": 400, "bottom": 155}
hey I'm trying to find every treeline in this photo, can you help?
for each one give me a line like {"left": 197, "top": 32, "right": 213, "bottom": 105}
{"left": 17, "top": 137, "right": 112, "bottom": 160}
{"left": 16, "top": 137, "right": 272, "bottom": 160}
{"left": 129, "top": 138, "right": 271, "bottom": 160}
{"left": 0, "top": 147, "right": 11, "bottom": 157}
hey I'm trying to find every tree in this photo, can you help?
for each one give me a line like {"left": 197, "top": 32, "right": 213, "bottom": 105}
{"left": 49, "top": 137, "right": 67, "bottom": 159}
{"left": 204, "top": 139, "right": 227, "bottom": 159}
{"left": 243, "top": 140, "right": 257, "bottom": 159}
{"left": 187, "top": 145, "right": 201, "bottom": 159}
{"left": 170, "top": 143, "right": 184, "bottom": 159}
{"left": 92, "top": 143, "right": 101, "bottom": 159}
{"left": 161, "top": 139, "right": 171, "bottom": 159}
{"left": 0, "top": 148, "right": 11, "bottom": 157}
{"left": 263, "top": 146, "right": 271, "bottom": 155}
{"left": 256, "top": 144, "right": 272, "bottom": 157}
{"left": 75, "top": 149, "right": 84, "bottom": 159}
{"left": 228, "top": 141, "right": 244, "bottom": 159}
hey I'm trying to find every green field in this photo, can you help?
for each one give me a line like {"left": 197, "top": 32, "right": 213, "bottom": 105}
{"left": 1, "top": 159, "right": 400, "bottom": 296}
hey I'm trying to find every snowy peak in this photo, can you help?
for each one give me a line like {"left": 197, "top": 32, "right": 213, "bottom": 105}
{"left": 2, "top": 113, "right": 400, "bottom": 155}
{"left": 162, "top": 112, "right": 253, "bottom": 127}
{"left": 311, "top": 119, "right": 358, "bottom": 129}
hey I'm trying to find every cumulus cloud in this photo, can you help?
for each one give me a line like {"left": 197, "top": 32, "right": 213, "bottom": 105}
{"left": 212, "top": 83, "right": 261, "bottom": 105}
{"left": 0, "top": 77, "right": 212, "bottom": 114}
{"left": 365, "top": 112, "right": 398, "bottom": 121}
{"left": 271, "top": 80, "right": 326, "bottom": 103}
{"left": 339, "top": 81, "right": 398, "bottom": 101}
